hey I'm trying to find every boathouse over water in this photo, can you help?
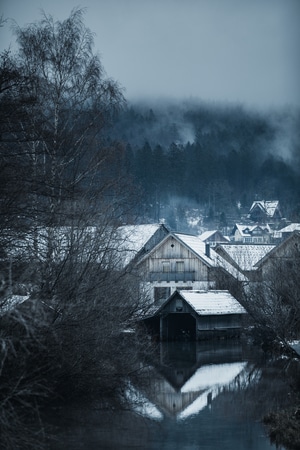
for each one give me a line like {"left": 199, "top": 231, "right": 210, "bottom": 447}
{"left": 142, "top": 290, "right": 247, "bottom": 341}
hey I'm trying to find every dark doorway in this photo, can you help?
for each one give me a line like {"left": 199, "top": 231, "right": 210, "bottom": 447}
{"left": 165, "top": 313, "right": 196, "bottom": 341}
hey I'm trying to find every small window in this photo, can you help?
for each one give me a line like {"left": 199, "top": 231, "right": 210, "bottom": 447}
{"left": 162, "top": 261, "right": 170, "bottom": 272}
{"left": 176, "top": 298, "right": 183, "bottom": 311}
{"left": 176, "top": 261, "right": 184, "bottom": 272}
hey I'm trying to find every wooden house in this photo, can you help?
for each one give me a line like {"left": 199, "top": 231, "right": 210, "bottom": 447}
{"left": 136, "top": 232, "right": 246, "bottom": 304}
{"left": 231, "top": 223, "right": 272, "bottom": 244}
{"left": 142, "top": 290, "right": 247, "bottom": 341}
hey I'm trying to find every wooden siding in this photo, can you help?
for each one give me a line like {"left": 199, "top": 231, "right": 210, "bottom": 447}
{"left": 197, "top": 314, "right": 242, "bottom": 331}
{"left": 142, "top": 236, "right": 210, "bottom": 282}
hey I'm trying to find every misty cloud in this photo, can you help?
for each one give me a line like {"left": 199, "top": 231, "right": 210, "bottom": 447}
{"left": 1, "top": 0, "right": 299, "bottom": 109}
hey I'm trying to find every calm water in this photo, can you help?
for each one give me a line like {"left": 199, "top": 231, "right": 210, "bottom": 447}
{"left": 46, "top": 341, "right": 288, "bottom": 450}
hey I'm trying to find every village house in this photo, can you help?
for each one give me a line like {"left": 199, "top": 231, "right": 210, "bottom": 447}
{"left": 136, "top": 232, "right": 246, "bottom": 305}
{"left": 231, "top": 223, "right": 272, "bottom": 244}
{"left": 142, "top": 289, "right": 247, "bottom": 341}
{"left": 248, "top": 200, "right": 282, "bottom": 223}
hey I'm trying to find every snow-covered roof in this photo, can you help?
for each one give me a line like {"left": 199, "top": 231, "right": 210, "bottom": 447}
{"left": 180, "top": 290, "right": 247, "bottom": 315}
{"left": 198, "top": 230, "right": 229, "bottom": 242}
{"left": 143, "top": 290, "right": 247, "bottom": 319}
{"left": 279, "top": 223, "right": 300, "bottom": 233}
{"left": 174, "top": 233, "right": 211, "bottom": 263}
{"left": 216, "top": 244, "right": 275, "bottom": 271}
{"left": 117, "top": 224, "right": 165, "bottom": 265}
{"left": 118, "top": 224, "right": 162, "bottom": 253}
{"left": 198, "top": 230, "right": 217, "bottom": 241}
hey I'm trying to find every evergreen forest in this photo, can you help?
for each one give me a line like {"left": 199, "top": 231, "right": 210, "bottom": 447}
{"left": 108, "top": 101, "right": 300, "bottom": 230}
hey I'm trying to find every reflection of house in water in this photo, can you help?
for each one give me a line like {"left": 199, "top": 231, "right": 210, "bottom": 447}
{"left": 129, "top": 342, "right": 250, "bottom": 421}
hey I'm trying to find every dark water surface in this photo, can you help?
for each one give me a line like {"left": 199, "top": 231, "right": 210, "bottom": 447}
{"left": 46, "top": 341, "right": 287, "bottom": 449}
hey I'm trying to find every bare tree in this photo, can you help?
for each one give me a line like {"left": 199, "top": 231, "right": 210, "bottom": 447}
{"left": 242, "top": 238, "right": 300, "bottom": 356}
{"left": 0, "top": 10, "right": 149, "bottom": 449}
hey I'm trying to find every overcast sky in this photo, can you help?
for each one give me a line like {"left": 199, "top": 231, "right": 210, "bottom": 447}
{"left": 1, "top": 0, "right": 300, "bottom": 110}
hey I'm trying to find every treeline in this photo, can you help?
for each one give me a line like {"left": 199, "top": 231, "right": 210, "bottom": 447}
{"left": 109, "top": 102, "right": 300, "bottom": 226}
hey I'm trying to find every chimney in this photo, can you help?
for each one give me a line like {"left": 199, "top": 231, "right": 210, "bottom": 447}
{"left": 205, "top": 242, "right": 211, "bottom": 258}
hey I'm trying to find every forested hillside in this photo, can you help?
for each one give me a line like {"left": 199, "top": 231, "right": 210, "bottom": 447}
{"left": 109, "top": 101, "right": 300, "bottom": 231}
